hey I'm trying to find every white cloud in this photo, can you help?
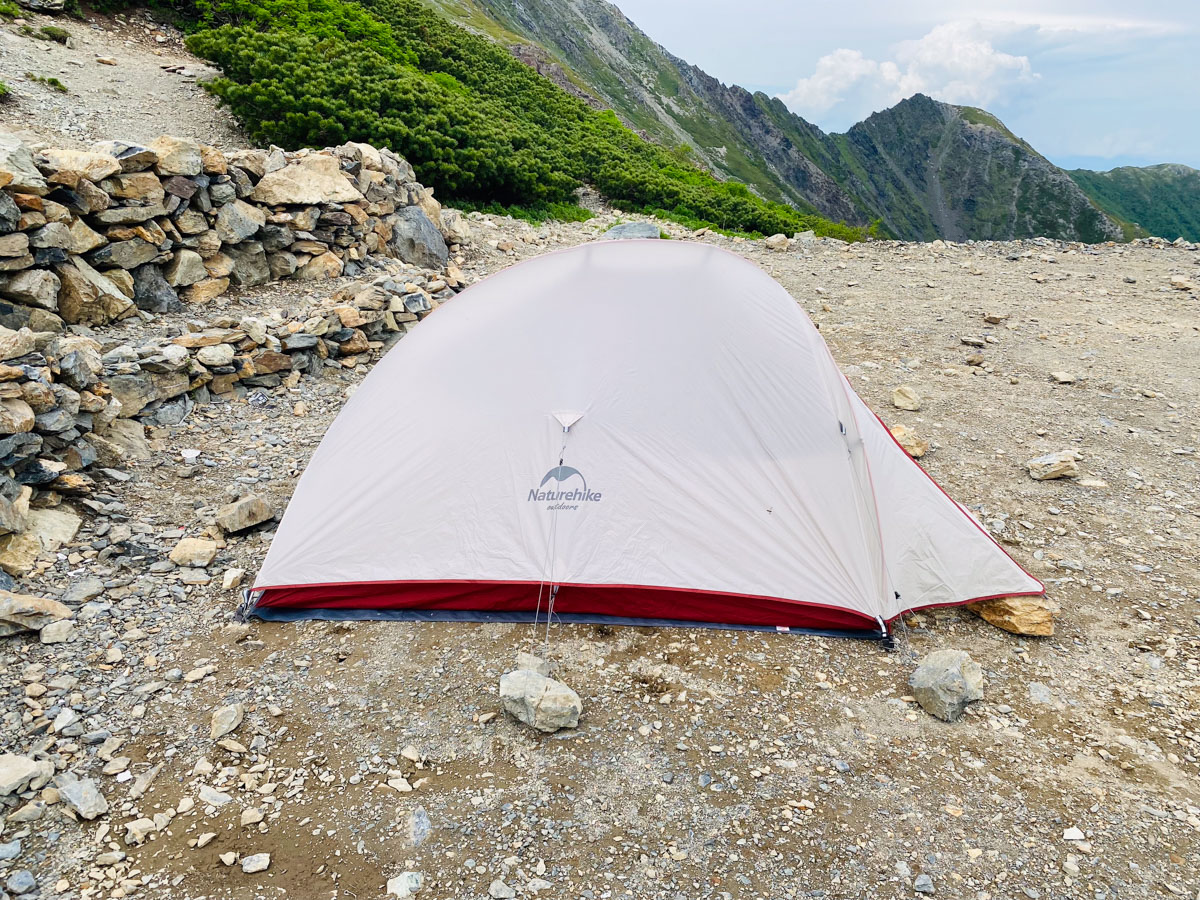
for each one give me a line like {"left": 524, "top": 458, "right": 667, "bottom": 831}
{"left": 778, "top": 21, "right": 1038, "bottom": 123}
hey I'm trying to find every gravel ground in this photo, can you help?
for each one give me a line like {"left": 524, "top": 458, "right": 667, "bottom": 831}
{"left": 1, "top": 213, "right": 1198, "bottom": 900}
{"left": 0, "top": 7, "right": 245, "bottom": 150}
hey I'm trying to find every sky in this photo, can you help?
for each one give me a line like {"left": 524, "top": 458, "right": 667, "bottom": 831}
{"left": 610, "top": 0, "right": 1199, "bottom": 171}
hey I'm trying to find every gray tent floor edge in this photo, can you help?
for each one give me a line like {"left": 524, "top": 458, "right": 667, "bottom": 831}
{"left": 247, "top": 605, "right": 889, "bottom": 642}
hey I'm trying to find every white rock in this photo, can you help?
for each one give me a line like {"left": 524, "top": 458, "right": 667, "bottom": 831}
{"left": 124, "top": 817, "right": 157, "bottom": 845}
{"left": 198, "top": 784, "right": 233, "bottom": 807}
{"left": 387, "top": 872, "right": 424, "bottom": 897}
{"left": 1027, "top": 450, "right": 1080, "bottom": 480}
{"left": 891, "top": 384, "right": 923, "bottom": 411}
{"left": 39, "top": 619, "right": 74, "bottom": 644}
{"left": 499, "top": 670, "right": 582, "bottom": 733}
{"left": 0, "top": 754, "right": 51, "bottom": 797}
{"left": 241, "top": 852, "right": 271, "bottom": 873}
{"left": 210, "top": 702, "right": 244, "bottom": 739}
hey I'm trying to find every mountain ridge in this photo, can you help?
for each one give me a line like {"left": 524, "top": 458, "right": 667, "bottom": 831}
{"left": 1068, "top": 163, "right": 1200, "bottom": 242}
{"left": 427, "top": 0, "right": 1132, "bottom": 242}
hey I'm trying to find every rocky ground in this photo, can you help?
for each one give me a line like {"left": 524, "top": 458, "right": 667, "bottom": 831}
{"left": 0, "top": 7, "right": 245, "bottom": 151}
{"left": 0, "top": 208, "right": 1197, "bottom": 899}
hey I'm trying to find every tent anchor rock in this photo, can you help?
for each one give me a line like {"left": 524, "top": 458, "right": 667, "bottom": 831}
{"left": 244, "top": 240, "right": 1044, "bottom": 641}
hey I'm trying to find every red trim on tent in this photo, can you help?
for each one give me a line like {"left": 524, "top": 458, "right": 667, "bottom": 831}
{"left": 252, "top": 579, "right": 879, "bottom": 632}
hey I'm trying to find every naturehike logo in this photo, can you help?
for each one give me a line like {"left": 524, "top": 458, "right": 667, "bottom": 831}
{"left": 528, "top": 465, "right": 602, "bottom": 510}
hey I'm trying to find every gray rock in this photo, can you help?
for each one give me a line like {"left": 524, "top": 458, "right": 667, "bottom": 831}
{"left": 216, "top": 493, "right": 272, "bottom": 532}
{"left": 226, "top": 241, "right": 270, "bottom": 286}
{"left": 165, "top": 249, "right": 208, "bottom": 287}
{"left": 267, "top": 251, "right": 298, "bottom": 279}
{"left": 54, "top": 772, "right": 108, "bottom": 819}
{"left": 389, "top": 206, "right": 448, "bottom": 269}
{"left": 515, "top": 652, "right": 550, "bottom": 676}
{"left": 909, "top": 650, "right": 984, "bottom": 722}
{"left": 499, "top": 669, "right": 582, "bottom": 733}
{"left": 131, "top": 264, "right": 182, "bottom": 314}
{"left": 0, "top": 839, "right": 20, "bottom": 860}
{"left": 90, "top": 238, "right": 160, "bottom": 270}
{"left": 215, "top": 199, "right": 266, "bottom": 243}
{"left": 914, "top": 873, "right": 934, "bottom": 894}
{"left": 28, "top": 222, "right": 72, "bottom": 250}
{"left": 0, "top": 269, "right": 60, "bottom": 310}
{"left": 91, "top": 140, "right": 159, "bottom": 173}
{"left": 210, "top": 179, "right": 237, "bottom": 205}
{"left": 600, "top": 222, "right": 662, "bottom": 240}
{"left": 1028, "top": 682, "right": 1055, "bottom": 705}
{"left": 281, "top": 333, "right": 318, "bottom": 351}
{"left": 488, "top": 879, "right": 516, "bottom": 899}
{"left": 62, "top": 575, "right": 105, "bottom": 606}
{"left": 6, "top": 868, "right": 37, "bottom": 895}
{"left": 0, "top": 192, "right": 20, "bottom": 234}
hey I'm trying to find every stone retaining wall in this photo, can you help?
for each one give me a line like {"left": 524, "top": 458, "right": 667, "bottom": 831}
{"left": 0, "top": 133, "right": 470, "bottom": 579}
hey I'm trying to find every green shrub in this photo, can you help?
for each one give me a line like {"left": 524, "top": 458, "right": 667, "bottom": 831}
{"left": 25, "top": 73, "right": 69, "bottom": 93}
{"left": 454, "top": 200, "right": 594, "bottom": 225}
{"left": 0, "top": 81, "right": 11, "bottom": 101}
{"left": 176, "top": 0, "right": 863, "bottom": 239}
{"left": 38, "top": 26, "right": 71, "bottom": 43}
{"left": 0, "top": 0, "right": 20, "bottom": 18}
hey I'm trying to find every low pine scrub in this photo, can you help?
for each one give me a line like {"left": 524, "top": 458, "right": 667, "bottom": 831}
{"left": 142, "top": 0, "right": 864, "bottom": 238}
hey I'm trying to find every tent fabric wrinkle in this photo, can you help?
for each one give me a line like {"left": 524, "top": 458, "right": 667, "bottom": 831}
{"left": 252, "top": 240, "right": 1044, "bottom": 633}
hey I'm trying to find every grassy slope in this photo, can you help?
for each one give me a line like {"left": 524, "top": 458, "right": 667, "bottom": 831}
{"left": 1069, "top": 164, "right": 1199, "bottom": 241}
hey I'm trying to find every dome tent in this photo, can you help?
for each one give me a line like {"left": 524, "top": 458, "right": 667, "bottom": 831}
{"left": 247, "top": 240, "right": 1042, "bottom": 639}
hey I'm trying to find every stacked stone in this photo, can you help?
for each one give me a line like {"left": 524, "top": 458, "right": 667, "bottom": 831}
{"left": 0, "top": 132, "right": 471, "bottom": 577}
{"left": 102, "top": 270, "right": 456, "bottom": 426}
{"left": 0, "top": 132, "right": 468, "bottom": 331}
{"left": 0, "top": 329, "right": 110, "bottom": 578}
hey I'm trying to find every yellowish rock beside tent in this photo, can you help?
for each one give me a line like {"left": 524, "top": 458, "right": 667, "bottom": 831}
{"left": 970, "top": 595, "right": 1061, "bottom": 636}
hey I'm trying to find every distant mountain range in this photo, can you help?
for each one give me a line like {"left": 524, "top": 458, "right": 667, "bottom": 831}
{"left": 426, "top": 0, "right": 1197, "bottom": 242}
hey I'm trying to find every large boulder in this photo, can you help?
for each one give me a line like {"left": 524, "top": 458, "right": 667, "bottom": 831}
{"left": 251, "top": 154, "right": 364, "bottom": 205}
{"left": 101, "top": 171, "right": 166, "bottom": 205}
{"left": 89, "top": 238, "right": 160, "bottom": 270}
{"left": 499, "top": 669, "right": 582, "bottom": 733}
{"left": 440, "top": 208, "right": 472, "bottom": 244}
{"left": 389, "top": 206, "right": 448, "bottom": 269}
{"left": 0, "top": 591, "right": 72, "bottom": 637}
{"left": 908, "top": 650, "right": 983, "bottom": 722}
{"left": 164, "top": 250, "right": 208, "bottom": 287}
{"left": 969, "top": 595, "right": 1060, "bottom": 636}
{"left": 0, "top": 507, "right": 81, "bottom": 577}
{"left": 225, "top": 242, "right": 270, "bottom": 286}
